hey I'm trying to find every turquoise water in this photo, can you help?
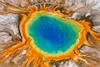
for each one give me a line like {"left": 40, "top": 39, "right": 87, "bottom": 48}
{"left": 28, "top": 14, "right": 81, "bottom": 54}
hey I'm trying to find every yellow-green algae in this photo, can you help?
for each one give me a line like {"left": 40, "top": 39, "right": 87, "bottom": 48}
{"left": 27, "top": 12, "right": 82, "bottom": 55}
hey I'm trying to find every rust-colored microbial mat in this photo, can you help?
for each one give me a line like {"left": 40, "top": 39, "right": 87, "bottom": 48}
{"left": 0, "top": 0, "right": 100, "bottom": 67}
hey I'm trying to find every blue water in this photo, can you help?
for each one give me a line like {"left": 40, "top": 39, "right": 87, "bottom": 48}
{"left": 28, "top": 15, "right": 80, "bottom": 54}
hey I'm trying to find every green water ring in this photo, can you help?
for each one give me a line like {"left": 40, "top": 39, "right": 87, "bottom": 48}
{"left": 27, "top": 12, "right": 83, "bottom": 56}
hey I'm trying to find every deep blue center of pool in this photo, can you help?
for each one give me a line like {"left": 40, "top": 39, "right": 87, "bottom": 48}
{"left": 28, "top": 14, "right": 80, "bottom": 54}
